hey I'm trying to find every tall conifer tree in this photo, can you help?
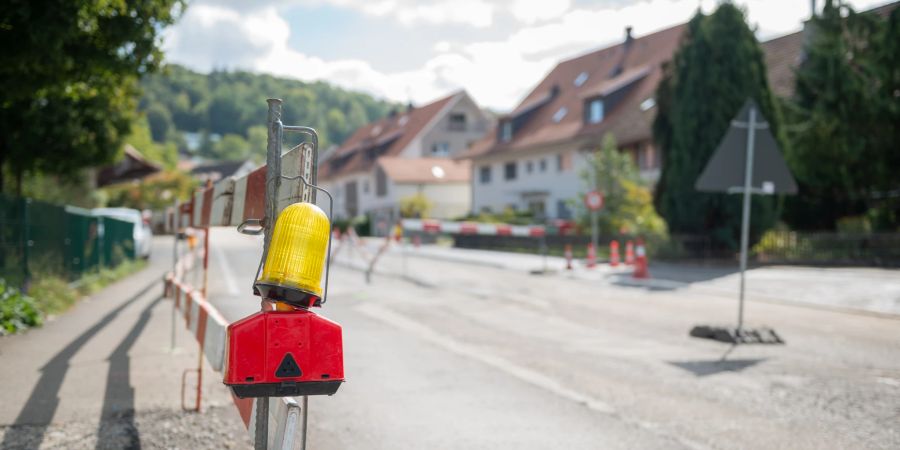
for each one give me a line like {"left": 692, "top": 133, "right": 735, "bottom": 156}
{"left": 653, "top": 3, "right": 783, "bottom": 249}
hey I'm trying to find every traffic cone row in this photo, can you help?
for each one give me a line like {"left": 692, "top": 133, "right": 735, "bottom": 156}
{"left": 632, "top": 238, "right": 649, "bottom": 279}
{"left": 625, "top": 240, "right": 635, "bottom": 265}
{"left": 609, "top": 240, "right": 620, "bottom": 267}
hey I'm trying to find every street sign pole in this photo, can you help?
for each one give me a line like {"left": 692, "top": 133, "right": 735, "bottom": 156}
{"left": 736, "top": 106, "right": 757, "bottom": 336}
{"left": 590, "top": 210, "right": 598, "bottom": 256}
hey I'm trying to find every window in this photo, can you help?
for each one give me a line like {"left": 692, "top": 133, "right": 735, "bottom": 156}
{"left": 526, "top": 161, "right": 533, "bottom": 174}
{"left": 588, "top": 99, "right": 604, "bottom": 123}
{"left": 376, "top": 168, "right": 387, "bottom": 197}
{"left": 552, "top": 106, "right": 568, "bottom": 123}
{"left": 557, "top": 200, "right": 572, "bottom": 219}
{"left": 500, "top": 122, "right": 512, "bottom": 142}
{"left": 574, "top": 71, "right": 589, "bottom": 87}
{"left": 640, "top": 97, "right": 656, "bottom": 111}
{"left": 363, "top": 180, "right": 370, "bottom": 194}
{"left": 539, "top": 158, "right": 547, "bottom": 172}
{"left": 528, "top": 200, "right": 546, "bottom": 219}
{"left": 504, "top": 162, "right": 517, "bottom": 181}
{"left": 431, "top": 141, "right": 450, "bottom": 156}
{"left": 479, "top": 166, "right": 492, "bottom": 184}
{"left": 448, "top": 113, "right": 466, "bottom": 131}
{"left": 557, "top": 152, "right": 571, "bottom": 172}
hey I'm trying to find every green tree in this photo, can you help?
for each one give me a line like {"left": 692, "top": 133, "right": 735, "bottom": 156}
{"left": 400, "top": 193, "right": 433, "bottom": 219}
{"left": 782, "top": 1, "right": 900, "bottom": 230}
{"left": 125, "top": 117, "right": 177, "bottom": 169}
{"left": 0, "top": 0, "right": 183, "bottom": 193}
{"left": 145, "top": 103, "right": 174, "bottom": 142}
{"left": 653, "top": 4, "right": 781, "bottom": 249}
{"left": 211, "top": 134, "right": 251, "bottom": 161}
{"left": 579, "top": 134, "right": 666, "bottom": 238}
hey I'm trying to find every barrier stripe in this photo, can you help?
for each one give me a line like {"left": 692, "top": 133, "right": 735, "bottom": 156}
{"left": 402, "top": 219, "right": 545, "bottom": 237}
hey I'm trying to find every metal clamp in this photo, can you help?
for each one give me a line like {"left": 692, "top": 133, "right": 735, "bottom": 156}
{"left": 238, "top": 218, "right": 265, "bottom": 235}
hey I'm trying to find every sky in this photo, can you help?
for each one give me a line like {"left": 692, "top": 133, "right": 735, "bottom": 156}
{"left": 162, "top": 0, "right": 889, "bottom": 112}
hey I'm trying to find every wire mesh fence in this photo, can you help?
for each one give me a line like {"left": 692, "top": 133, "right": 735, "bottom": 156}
{"left": 0, "top": 193, "right": 136, "bottom": 290}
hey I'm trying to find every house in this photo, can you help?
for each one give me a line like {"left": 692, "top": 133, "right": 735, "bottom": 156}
{"left": 96, "top": 144, "right": 162, "bottom": 187}
{"left": 464, "top": 1, "right": 897, "bottom": 221}
{"left": 319, "top": 90, "right": 490, "bottom": 229}
{"left": 462, "top": 25, "right": 683, "bottom": 219}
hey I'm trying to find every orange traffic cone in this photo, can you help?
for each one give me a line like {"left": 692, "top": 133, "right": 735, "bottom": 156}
{"left": 625, "top": 240, "right": 635, "bottom": 265}
{"left": 564, "top": 244, "right": 573, "bottom": 270}
{"left": 632, "top": 238, "right": 649, "bottom": 279}
{"left": 609, "top": 240, "right": 620, "bottom": 267}
{"left": 586, "top": 243, "right": 596, "bottom": 268}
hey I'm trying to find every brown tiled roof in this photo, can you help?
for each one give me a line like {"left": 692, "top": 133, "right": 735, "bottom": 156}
{"left": 320, "top": 91, "right": 462, "bottom": 180}
{"left": 377, "top": 157, "right": 470, "bottom": 184}
{"left": 761, "top": 31, "right": 805, "bottom": 98}
{"left": 463, "top": 24, "right": 685, "bottom": 159}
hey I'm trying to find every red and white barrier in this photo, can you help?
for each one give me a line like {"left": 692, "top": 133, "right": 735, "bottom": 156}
{"left": 402, "top": 219, "right": 545, "bottom": 237}
{"left": 162, "top": 145, "right": 313, "bottom": 233}
{"left": 165, "top": 269, "right": 304, "bottom": 448}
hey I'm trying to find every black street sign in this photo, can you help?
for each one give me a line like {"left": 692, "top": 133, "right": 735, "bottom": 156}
{"left": 695, "top": 99, "right": 797, "bottom": 194}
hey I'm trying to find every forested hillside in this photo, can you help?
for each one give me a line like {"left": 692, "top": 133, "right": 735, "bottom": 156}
{"left": 137, "top": 65, "right": 395, "bottom": 164}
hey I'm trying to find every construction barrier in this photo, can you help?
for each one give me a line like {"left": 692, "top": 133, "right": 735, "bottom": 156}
{"left": 159, "top": 134, "right": 319, "bottom": 448}
{"left": 164, "top": 267, "right": 305, "bottom": 449}
{"left": 401, "top": 218, "right": 545, "bottom": 237}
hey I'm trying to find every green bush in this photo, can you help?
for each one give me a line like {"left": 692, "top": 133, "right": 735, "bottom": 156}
{"left": 0, "top": 279, "right": 42, "bottom": 335}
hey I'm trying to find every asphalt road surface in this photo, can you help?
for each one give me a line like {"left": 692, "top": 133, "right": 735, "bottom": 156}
{"left": 204, "top": 229, "right": 900, "bottom": 450}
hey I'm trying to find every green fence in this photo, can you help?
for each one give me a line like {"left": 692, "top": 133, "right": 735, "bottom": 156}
{"left": 0, "top": 194, "right": 135, "bottom": 290}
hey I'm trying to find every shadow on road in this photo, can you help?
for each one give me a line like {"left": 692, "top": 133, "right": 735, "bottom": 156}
{"left": 668, "top": 358, "right": 765, "bottom": 377}
{"left": 0, "top": 279, "right": 160, "bottom": 450}
{"left": 95, "top": 295, "right": 163, "bottom": 450}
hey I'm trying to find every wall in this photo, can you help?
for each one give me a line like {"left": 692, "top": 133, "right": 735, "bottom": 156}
{"left": 406, "top": 95, "right": 491, "bottom": 159}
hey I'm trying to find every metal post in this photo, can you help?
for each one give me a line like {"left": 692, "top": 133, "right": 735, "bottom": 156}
{"left": 265, "top": 98, "right": 284, "bottom": 254}
{"left": 255, "top": 398, "right": 269, "bottom": 450}
{"left": 590, "top": 210, "right": 598, "bottom": 257}
{"left": 255, "top": 98, "right": 284, "bottom": 450}
{"left": 301, "top": 396, "right": 309, "bottom": 450}
{"left": 171, "top": 201, "right": 178, "bottom": 352}
{"left": 737, "top": 106, "right": 757, "bottom": 337}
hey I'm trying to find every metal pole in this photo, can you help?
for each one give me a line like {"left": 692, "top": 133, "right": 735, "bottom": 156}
{"left": 301, "top": 396, "right": 309, "bottom": 450}
{"left": 255, "top": 98, "right": 284, "bottom": 450}
{"left": 737, "top": 106, "right": 757, "bottom": 336}
{"left": 255, "top": 398, "right": 269, "bottom": 450}
{"left": 171, "top": 201, "right": 178, "bottom": 352}
{"left": 264, "top": 98, "right": 283, "bottom": 254}
{"left": 590, "top": 210, "right": 598, "bottom": 256}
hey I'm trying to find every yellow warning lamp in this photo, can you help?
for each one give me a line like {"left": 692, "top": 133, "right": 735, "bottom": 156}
{"left": 254, "top": 202, "right": 331, "bottom": 308}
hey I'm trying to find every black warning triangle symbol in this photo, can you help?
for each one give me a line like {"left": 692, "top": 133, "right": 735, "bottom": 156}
{"left": 275, "top": 353, "right": 302, "bottom": 378}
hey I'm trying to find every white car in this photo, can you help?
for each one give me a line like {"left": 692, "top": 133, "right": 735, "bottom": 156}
{"left": 92, "top": 207, "right": 153, "bottom": 259}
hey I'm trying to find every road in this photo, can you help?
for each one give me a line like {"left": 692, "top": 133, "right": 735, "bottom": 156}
{"left": 204, "top": 229, "right": 900, "bottom": 449}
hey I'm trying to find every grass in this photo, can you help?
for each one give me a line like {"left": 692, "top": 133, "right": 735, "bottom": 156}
{"left": 0, "top": 258, "right": 147, "bottom": 334}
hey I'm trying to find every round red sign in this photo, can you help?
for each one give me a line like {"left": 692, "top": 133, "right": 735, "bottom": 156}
{"left": 584, "top": 191, "right": 604, "bottom": 211}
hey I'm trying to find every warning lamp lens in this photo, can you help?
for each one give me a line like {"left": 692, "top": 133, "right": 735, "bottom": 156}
{"left": 258, "top": 202, "right": 330, "bottom": 299}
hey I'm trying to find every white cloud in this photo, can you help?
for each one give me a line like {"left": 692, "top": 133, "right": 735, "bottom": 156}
{"left": 165, "top": 0, "right": 890, "bottom": 112}
{"left": 509, "top": 0, "right": 572, "bottom": 25}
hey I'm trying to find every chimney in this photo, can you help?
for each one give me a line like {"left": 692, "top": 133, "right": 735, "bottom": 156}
{"left": 609, "top": 26, "right": 634, "bottom": 78}
{"left": 801, "top": 0, "right": 819, "bottom": 63}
